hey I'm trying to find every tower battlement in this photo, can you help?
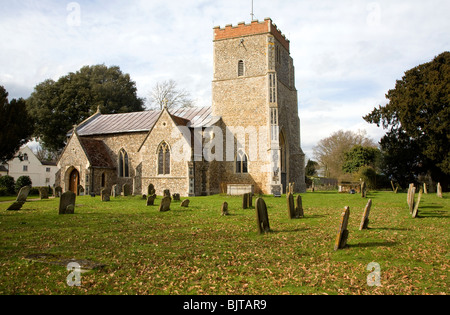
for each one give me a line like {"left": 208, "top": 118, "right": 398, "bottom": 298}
{"left": 213, "top": 18, "right": 290, "bottom": 52}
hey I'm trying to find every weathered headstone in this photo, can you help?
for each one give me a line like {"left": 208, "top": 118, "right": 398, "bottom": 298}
{"left": 359, "top": 199, "right": 373, "bottom": 230}
{"left": 38, "top": 187, "right": 49, "bottom": 200}
{"left": 16, "top": 186, "right": 31, "bottom": 203}
{"left": 148, "top": 184, "right": 156, "bottom": 196}
{"left": 173, "top": 193, "right": 181, "bottom": 202}
{"left": 181, "top": 199, "right": 190, "bottom": 208}
{"left": 437, "top": 183, "right": 443, "bottom": 198}
{"left": 247, "top": 193, "right": 253, "bottom": 208}
{"left": 242, "top": 193, "right": 249, "bottom": 209}
{"left": 147, "top": 194, "right": 157, "bottom": 206}
{"left": 101, "top": 189, "right": 110, "bottom": 202}
{"left": 122, "top": 184, "right": 131, "bottom": 197}
{"left": 334, "top": 207, "right": 350, "bottom": 251}
{"left": 423, "top": 183, "right": 428, "bottom": 194}
{"left": 59, "top": 191, "right": 76, "bottom": 215}
{"left": 272, "top": 185, "right": 282, "bottom": 197}
{"left": 255, "top": 198, "right": 271, "bottom": 234}
{"left": 159, "top": 196, "right": 171, "bottom": 212}
{"left": 221, "top": 202, "right": 229, "bottom": 216}
{"left": 412, "top": 189, "right": 423, "bottom": 219}
{"left": 163, "top": 189, "right": 171, "bottom": 198}
{"left": 287, "top": 192, "right": 296, "bottom": 219}
{"left": 296, "top": 195, "right": 304, "bottom": 218}
{"left": 361, "top": 181, "right": 367, "bottom": 198}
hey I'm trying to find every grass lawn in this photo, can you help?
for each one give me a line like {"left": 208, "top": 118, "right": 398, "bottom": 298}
{"left": 0, "top": 191, "right": 448, "bottom": 295}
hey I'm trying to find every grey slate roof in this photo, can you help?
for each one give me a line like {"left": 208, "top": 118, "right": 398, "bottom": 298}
{"left": 75, "top": 107, "right": 216, "bottom": 136}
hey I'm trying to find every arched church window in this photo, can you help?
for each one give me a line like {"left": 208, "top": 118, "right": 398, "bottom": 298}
{"left": 119, "top": 149, "right": 129, "bottom": 178}
{"left": 238, "top": 60, "right": 244, "bottom": 77}
{"left": 236, "top": 150, "right": 248, "bottom": 174}
{"left": 158, "top": 142, "right": 171, "bottom": 175}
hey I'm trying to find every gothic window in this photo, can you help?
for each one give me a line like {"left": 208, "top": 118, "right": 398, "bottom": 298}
{"left": 238, "top": 60, "right": 244, "bottom": 77}
{"left": 158, "top": 142, "right": 171, "bottom": 175}
{"left": 119, "top": 149, "right": 129, "bottom": 178}
{"left": 271, "top": 108, "right": 279, "bottom": 142}
{"left": 236, "top": 150, "right": 248, "bottom": 174}
{"left": 101, "top": 173, "right": 106, "bottom": 188}
{"left": 269, "top": 73, "right": 277, "bottom": 103}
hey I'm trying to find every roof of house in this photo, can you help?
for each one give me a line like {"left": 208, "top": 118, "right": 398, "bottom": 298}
{"left": 75, "top": 107, "right": 215, "bottom": 137}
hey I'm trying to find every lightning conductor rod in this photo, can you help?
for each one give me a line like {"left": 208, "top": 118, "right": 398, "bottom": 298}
{"left": 251, "top": 0, "right": 255, "bottom": 20}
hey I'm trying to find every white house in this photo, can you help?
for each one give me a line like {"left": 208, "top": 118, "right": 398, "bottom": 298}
{"left": 6, "top": 146, "right": 59, "bottom": 187}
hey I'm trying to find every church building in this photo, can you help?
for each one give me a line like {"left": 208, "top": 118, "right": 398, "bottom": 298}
{"left": 56, "top": 18, "right": 306, "bottom": 197}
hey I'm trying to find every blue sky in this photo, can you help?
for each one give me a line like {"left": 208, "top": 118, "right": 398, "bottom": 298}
{"left": 1, "top": 0, "right": 449, "bottom": 159}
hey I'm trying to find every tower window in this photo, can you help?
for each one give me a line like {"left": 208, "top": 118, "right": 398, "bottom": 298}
{"left": 238, "top": 60, "right": 244, "bottom": 77}
{"left": 158, "top": 142, "right": 171, "bottom": 175}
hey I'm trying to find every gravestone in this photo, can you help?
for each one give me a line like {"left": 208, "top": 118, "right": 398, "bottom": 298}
{"left": 423, "top": 183, "right": 428, "bottom": 194}
{"left": 39, "top": 187, "right": 49, "bottom": 200}
{"left": 361, "top": 181, "right": 367, "bottom": 198}
{"left": 55, "top": 186, "right": 62, "bottom": 198}
{"left": 296, "top": 195, "right": 304, "bottom": 218}
{"left": 163, "top": 189, "right": 171, "bottom": 198}
{"left": 101, "top": 189, "right": 110, "bottom": 202}
{"left": 359, "top": 199, "right": 373, "bottom": 230}
{"left": 412, "top": 189, "right": 423, "bottom": 218}
{"left": 16, "top": 186, "right": 31, "bottom": 203}
{"left": 181, "top": 199, "right": 190, "bottom": 208}
{"left": 111, "top": 184, "right": 118, "bottom": 198}
{"left": 122, "top": 184, "right": 131, "bottom": 197}
{"left": 242, "top": 194, "right": 249, "bottom": 209}
{"left": 221, "top": 202, "right": 229, "bottom": 216}
{"left": 437, "top": 183, "right": 443, "bottom": 198}
{"left": 287, "top": 192, "right": 296, "bottom": 219}
{"left": 334, "top": 207, "right": 350, "bottom": 251}
{"left": 77, "top": 185, "right": 85, "bottom": 196}
{"left": 147, "top": 194, "right": 157, "bottom": 206}
{"left": 255, "top": 198, "right": 271, "bottom": 234}
{"left": 246, "top": 193, "right": 253, "bottom": 208}
{"left": 272, "top": 185, "right": 282, "bottom": 198}
{"left": 159, "top": 196, "right": 171, "bottom": 212}
{"left": 59, "top": 191, "right": 76, "bottom": 215}
{"left": 173, "top": 193, "right": 181, "bottom": 202}
{"left": 148, "top": 184, "right": 156, "bottom": 196}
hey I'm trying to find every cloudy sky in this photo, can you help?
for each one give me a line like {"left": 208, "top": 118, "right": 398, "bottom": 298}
{"left": 1, "top": 0, "right": 449, "bottom": 159}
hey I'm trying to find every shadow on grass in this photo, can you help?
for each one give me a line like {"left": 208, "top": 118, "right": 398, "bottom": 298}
{"left": 271, "top": 227, "right": 310, "bottom": 234}
{"left": 349, "top": 241, "right": 398, "bottom": 249}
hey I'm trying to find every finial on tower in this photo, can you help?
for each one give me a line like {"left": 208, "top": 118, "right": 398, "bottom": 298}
{"left": 250, "top": 0, "right": 255, "bottom": 20}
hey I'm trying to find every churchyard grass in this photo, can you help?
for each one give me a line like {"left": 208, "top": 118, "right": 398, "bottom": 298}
{"left": 0, "top": 191, "right": 448, "bottom": 295}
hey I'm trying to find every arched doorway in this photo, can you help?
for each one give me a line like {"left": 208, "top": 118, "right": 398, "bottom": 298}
{"left": 69, "top": 169, "right": 80, "bottom": 195}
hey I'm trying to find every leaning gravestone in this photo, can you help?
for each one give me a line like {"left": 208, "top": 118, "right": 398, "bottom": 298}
{"left": 255, "top": 198, "right": 271, "bottom": 234}
{"left": 181, "top": 199, "right": 190, "bottom": 208}
{"left": 287, "top": 192, "right": 296, "bottom": 219}
{"left": 172, "top": 193, "right": 181, "bottom": 202}
{"left": 334, "top": 207, "right": 350, "bottom": 251}
{"left": 59, "top": 191, "right": 76, "bottom": 215}
{"left": 359, "top": 199, "right": 373, "bottom": 230}
{"left": 412, "top": 189, "right": 423, "bottom": 219}
{"left": 159, "top": 196, "right": 171, "bottom": 212}
{"left": 147, "top": 194, "right": 157, "bottom": 206}
{"left": 101, "top": 189, "right": 110, "bottom": 202}
{"left": 7, "top": 186, "right": 32, "bottom": 211}
{"left": 296, "top": 195, "right": 304, "bottom": 218}
{"left": 221, "top": 202, "right": 229, "bottom": 216}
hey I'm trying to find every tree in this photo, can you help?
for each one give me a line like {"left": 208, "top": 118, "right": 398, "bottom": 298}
{"left": 15, "top": 176, "right": 32, "bottom": 193}
{"left": 313, "top": 130, "right": 377, "bottom": 179}
{"left": 0, "top": 175, "right": 15, "bottom": 195}
{"left": 148, "top": 80, "right": 194, "bottom": 111}
{"left": 364, "top": 52, "right": 450, "bottom": 189}
{"left": 305, "top": 159, "right": 319, "bottom": 177}
{"left": 0, "top": 86, "right": 35, "bottom": 163}
{"left": 27, "top": 65, "right": 145, "bottom": 152}
{"left": 342, "top": 145, "right": 380, "bottom": 174}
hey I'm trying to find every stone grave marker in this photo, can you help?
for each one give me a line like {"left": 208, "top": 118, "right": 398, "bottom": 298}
{"left": 221, "top": 202, "right": 229, "bottom": 216}
{"left": 412, "top": 189, "right": 423, "bottom": 219}
{"left": 181, "top": 199, "right": 190, "bottom": 208}
{"left": 111, "top": 185, "right": 118, "bottom": 198}
{"left": 77, "top": 185, "right": 85, "bottom": 196}
{"left": 361, "top": 181, "right": 367, "bottom": 198}
{"left": 122, "top": 184, "right": 131, "bottom": 197}
{"left": 148, "top": 184, "right": 156, "bottom": 196}
{"left": 407, "top": 184, "right": 416, "bottom": 214}
{"left": 17, "top": 186, "right": 31, "bottom": 203}
{"left": 423, "top": 183, "right": 428, "bottom": 194}
{"left": 272, "top": 185, "right": 282, "bottom": 198}
{"left": 359, "top": 199, "right": 373, "bottom": 230}
{"left": 159, "top": 196, "right": 171, "bottom": 212}
{"left": 255, "top": 198, "right": 271, "bottom": 234}
{"left": 101, "top": 189, "right": 110, "bottom": 202}
{"left": 173, "top": 193, "right": 181, "bottom": 202}
{"left": 296, "top": 195, "right": 304, "bottom": 218}
{"left": 38, "top": 187, "right": 49, "bottom": 200}
{"left": 163, "top": 189, "right": 171, "bottom": 198}
{"left": 59, "top": 191, "right": 76, "bottom": 215}
{"left": 147, "top": 194, "right": 157, "bottom": 206}
{"left": 334, "top": 207, "right": 350, "bottom": 251}
{"left": 287, "top": 192, "right": 296, "bottom": 219}
{"left": 242, "top": 193, "right": 249, "bottom": 209}
{"left": 437, "top": 183, "right": 443, "bottom": 198}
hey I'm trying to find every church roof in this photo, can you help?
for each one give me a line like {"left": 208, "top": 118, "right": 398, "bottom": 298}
{"left": 79, "top": 138, "right": 116, "bottom": 169}
{"left": 75, "top": 106, "right": 214, "bottom": 136}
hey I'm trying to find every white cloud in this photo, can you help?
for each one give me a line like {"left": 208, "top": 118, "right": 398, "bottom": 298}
{"left": 1, "top": 0, "right": 449, "bottom": 155}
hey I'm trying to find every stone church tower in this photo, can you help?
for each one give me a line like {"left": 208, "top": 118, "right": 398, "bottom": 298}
{"left": 212, "top": 18, "right": 306, "bottom": 194}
